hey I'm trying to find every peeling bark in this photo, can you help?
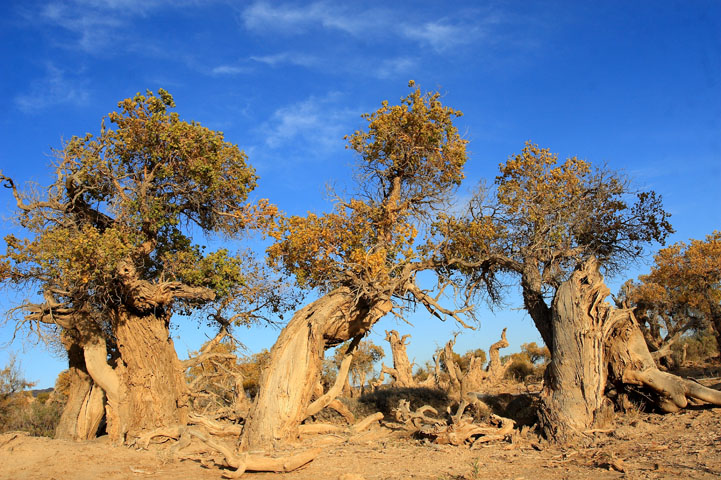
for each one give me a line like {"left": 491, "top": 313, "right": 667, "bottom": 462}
{"left": 539, "top": 259, "right": 612, "bottom": 443}
{"left": 55, "top": 340, "right": 105, "bottom": 440}
{"left": 539, "top": 258, "right": 721, "bottom": 443}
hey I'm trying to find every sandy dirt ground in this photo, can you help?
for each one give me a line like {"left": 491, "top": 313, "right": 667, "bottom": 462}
{"left": 2, "top": 401, "right": 721, "bottom": 480}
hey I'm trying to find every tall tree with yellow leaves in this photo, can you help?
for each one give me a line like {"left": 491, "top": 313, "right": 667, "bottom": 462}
{"left": 241, "top": 82, "right": 475, "bottom": 450}
{"left": 622, "top": 231, "right": 721, "bottom": 363}
{"left": 436, "top": 143, "right": 721, "bottom": 442}
{"left": 0, "top": 90, "right": 279, "bottom": 443}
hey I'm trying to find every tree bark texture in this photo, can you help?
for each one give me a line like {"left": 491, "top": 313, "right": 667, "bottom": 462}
{"left": 539, "top": 259, "right": 612, "bottom": 443}
{"left": 539, "top": 258, "right": 721, "bottom": 443}
{"left": 55, "top": 341, "right": 105, "bottom": 440}
{"left": 241, "top": 288, "right": 391, "bottom": 451}
{"left": 379, "top": 330, "right": 415, "bottom": 388}
{"left": 606, "top": 311, "right": 721, "bottom": 413}
{"left": 112, "top": 307, "right": 189, "bottom": 443}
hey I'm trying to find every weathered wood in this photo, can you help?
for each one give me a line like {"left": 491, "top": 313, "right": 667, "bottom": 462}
{"left": 241, "top": 289, "right": 391, "bottom": 450}
{"left": 539, "top": 257, "right": 721, "bottom": 443}
{"left": 539, "top": 258, "right": 611, "bottom": 443}
{"left": 112, "top": 307, "right": 189, "bottom": 443}
{"left": 379, "top": 330, "right": 416, "bottom": 388}
{"left": 55, "top": 340, "right": 105, "bottom": 441}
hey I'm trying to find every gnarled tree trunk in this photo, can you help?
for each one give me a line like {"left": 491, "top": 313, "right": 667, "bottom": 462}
{"left": 441, "top": 329, "right": 508, "bottom": 401}
{"left": 112, "top": 307, "right": 189, "bottom": 443}
{"left": 55, "top": 339, "right": 105, "bottom": 441}
{"left": 241, "top": 288, "right": 391, "bottom": 451}
{"left": 377, "top": 330, "right": 415, "bottom": 388}
{"left": 606, "top": 311, "right": 721, "bottom": 413}
{"left": 539, "top": 258, "right": 721, "bottom": 443}
{"left": 486, "top": 327, "right": 510, "bottom": 382}
{"left": 539, "top": 259, "right": 612, "bottom": 443}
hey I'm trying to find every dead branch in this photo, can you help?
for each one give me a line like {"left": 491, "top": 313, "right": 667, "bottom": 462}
{"left": 393, "top": 398, "right": 515, "bottom": 446}
{"left": 350, "top": 412, "right": 384, "bottom": 433}
{"left": 299, "top": 424, "right": 344, "bottom": 435}
{"left": 393, "top": 399, "right": 440, "bottom": 429}
{"left": 304, "top": 338, "right": 359, "bottom": 419}
{"left": 328, "top": 399, "right": 356, "bottom": 424}
{"left": 404, "top": 282, "right": 475, "bottom": 329}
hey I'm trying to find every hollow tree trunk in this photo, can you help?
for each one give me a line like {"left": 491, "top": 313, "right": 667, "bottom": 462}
{"left": 112, "top": 307, "right": 189, "bottom": 443}
{"left": 55, "top": 339, "right": 105, "bottom": 440}
{"left": 242, "top": 288, "right": 391, "bottom": 451}
{"left": 539, "top": 259, "right": 613, "bottom": 443}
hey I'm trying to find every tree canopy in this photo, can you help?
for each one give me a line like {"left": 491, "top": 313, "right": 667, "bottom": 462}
{"left": 267, "top": 81, "right": 472, "bottom": 325}
{"left": 1, "top": 89, "right": 279, "bottom": 336}
{"left": 438, "top": 142, "right": 673, "bottom": 345}
{"left": 621, "top": 231, "right": 721, "bottom": 356}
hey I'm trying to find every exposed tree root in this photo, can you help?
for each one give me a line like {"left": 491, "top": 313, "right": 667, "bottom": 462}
{"left": 300, "top": 412, "right": 385, "bottom": 437}
{"left": 392, "top": 399, "right": 515, "bottom": 446}
{"left": 606, "top": 311, "right": 721, "bottom": 413}
{"left": 134, "top": 418, "right": 322, "bottom": 478}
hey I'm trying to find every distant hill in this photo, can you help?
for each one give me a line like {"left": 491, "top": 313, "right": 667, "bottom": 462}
{"left": 29, "top": 387, "right": 53, "bottom": 397}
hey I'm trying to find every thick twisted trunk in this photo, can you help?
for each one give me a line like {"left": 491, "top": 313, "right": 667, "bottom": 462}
{"left": 112, "top": 307, "right": 189, "bottom": 443}
{"left": 539, "top": 258, "right": 721, "bottom": 443}
{"left": 241, "top": 288, "right": 391, "bottom": 451}
{"left": 539, "top": 259, "right": 611, "bottom": 443}
{"left": 55, "top": 340, "right": 105, "bottom": 440}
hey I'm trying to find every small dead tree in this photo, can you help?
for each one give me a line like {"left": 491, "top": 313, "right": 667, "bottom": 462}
{"left": 375, "top": 330, "right": 416, "bottom": 388}
{"left": 440, "top": 329, "right": 509, "bottom": 401}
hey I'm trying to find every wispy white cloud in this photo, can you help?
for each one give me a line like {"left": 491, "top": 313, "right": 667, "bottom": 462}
{"left": 241, "top": 1, "right": 377, "bottom": 36}
{"left": 241, "top": 1, "right": 486, "bottom": 51}
{"left": 250, "top": 53, "right": 319, "bottom": 68}
{"left": 211, "top": 64, "right": 252, "bottom": 76}
{"left": 32, "top": 0, "right": 205, "bottom": 53}
{"left": 402, "top": 21, "right": 478, "bottom": 52}
{"left": 374, "top": 57, "right": 417, "bottom": 80}
{"left": 15, "top": 64, "right": 89, "bottom": 113}
{"left": 260, "top": 93, "right": 357, "bottom": 152}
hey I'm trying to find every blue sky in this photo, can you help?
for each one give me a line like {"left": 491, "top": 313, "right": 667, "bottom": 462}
{"left": 1, "top": 1, "right": 719, "bottom": 387}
